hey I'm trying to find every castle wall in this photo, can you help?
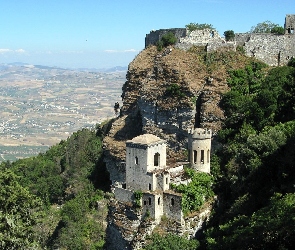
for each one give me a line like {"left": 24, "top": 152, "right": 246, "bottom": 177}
{"left": 242, "top": 33, "right": 295, "bottom": 66}
{"left": 145, "top": 15, "right": 295, "bottom": 67}
{"left": 142, "top": 193, "right": 163, "bottom": 221}
{"left": 163, "top": 192, "right": 183, "bottom": 222}
{"left": 115, "top": 186, "right": 134, "bottom": 203}
{"left": 145, "top": 28, "right": 187, "bottom": 47}
{"left": 156, "top": 172, "right": 170, "bottom": 191}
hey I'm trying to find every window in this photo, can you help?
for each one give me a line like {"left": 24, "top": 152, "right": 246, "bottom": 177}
{"left": 158, "top": 197, "right": 160, "bottom": 205}
{"left": 148, "top": 197, "right": 151, "bottom": 205}
{"left": 166, "top": 177, "right": 168, "bottom": 185}
{"left": 201, "top": 150, "right": 204, "bottom": 163}
{"left": 135, "top": 156, "right": 138, "bottom": 165}
{"left": 149, "top": 183, "right": 152, "bottom": 190}
{"left": 144, "top": 201, "right": 147, "bottom": 205}
{"left": 154, "top": 153, "right": 160, "bottom": 166}
{"left": 193, "top": 150, "right": 197, "bottom": 164}
{"left": 171, "top": 198, "right": 174, "bottom": 206}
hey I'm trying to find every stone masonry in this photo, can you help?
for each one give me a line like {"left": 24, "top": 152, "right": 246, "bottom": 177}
{"left": 145, "top": 14, "right": 295, "bottom": 67}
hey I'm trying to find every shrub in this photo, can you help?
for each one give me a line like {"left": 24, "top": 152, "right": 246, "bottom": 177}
{"left": 186, "top": 22, "right": 214, "bottom": 31}
{"left": 165, "top": 83, "right": 185, "bottom": 99}
{"left": 224, "top": 30, "right": 235, "bottom": 41}
{"left": 157, "top": 32, "right": 177, "bottom": 51}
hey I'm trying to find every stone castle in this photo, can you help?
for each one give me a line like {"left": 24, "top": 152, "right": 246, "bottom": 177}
{"left": 114, "top": 128, "right": 212, "bottom": 223}
{"left": 145, "top": 14, "right": 295, "bottom": 66}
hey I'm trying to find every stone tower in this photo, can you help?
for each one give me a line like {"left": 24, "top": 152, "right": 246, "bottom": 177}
{"left": 188, "top": 128, "right": 212, "bottom": 173}
{"left": 125, "top": 134, "right": 167, "bottom": 191}
{"left": 285, "top": 14, "right": 295, "bottom": 34}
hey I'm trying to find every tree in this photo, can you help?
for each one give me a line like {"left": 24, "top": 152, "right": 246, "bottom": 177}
{"left": 250, "top": 21, "right": 283, "bottom": 34}
{"left": 224, "top": 30, "right": 235, "bottom": 41}
{"left": 145, "top": 233, "right": 199, "bottom": 250}
{"left": 0, "top": 169, "right": 43, "bottom": 249}
{"left": 185, "top": 23, "right": 214, "bottom": 31}
{"left": 271, "top": 26, "right": 285, "bottom": 34}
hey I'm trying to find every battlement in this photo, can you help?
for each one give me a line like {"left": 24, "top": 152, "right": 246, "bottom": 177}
{"left": 188, "top": 128, "right": 212, "bottom": 139}
{"left": 145, "top": 15, "right": 295, "bottom": 67}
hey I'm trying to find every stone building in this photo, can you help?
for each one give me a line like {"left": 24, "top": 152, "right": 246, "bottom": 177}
{"left": 114, "top": 128, "right": 212, "bottom": 223}
{"left": 145, "top": 14, "right": 295, "bottom": 67}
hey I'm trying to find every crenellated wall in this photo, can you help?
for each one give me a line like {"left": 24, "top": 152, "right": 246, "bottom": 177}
{"left": 145, "top": 15, "right": 295, "bottom": 66}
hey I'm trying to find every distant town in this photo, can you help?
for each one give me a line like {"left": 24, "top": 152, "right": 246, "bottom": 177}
{"left": 0, "top": 63, "right": 126, "bottom": 162}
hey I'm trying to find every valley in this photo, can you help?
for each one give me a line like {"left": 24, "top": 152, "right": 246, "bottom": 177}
{"left": 0, "top": 63, "right": 126, "bottom": 161}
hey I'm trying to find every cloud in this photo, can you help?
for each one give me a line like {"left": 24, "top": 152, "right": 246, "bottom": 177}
{"left": 124, "top": 49, "right": 139, "bottom": 53}
{"left": 0, "top": 49, "right": 12, "bottom": 54}
{"left": 105, "top": 49, "right": 139, "bottom": 53}
{"left": 105, "top": 49, "right": 118, "bottom": 53}
{"left": 0, "top": 48, "right": 26, "bottom": 54}
{"left": 15, "top": 49, "right": 26, "bottom": 53}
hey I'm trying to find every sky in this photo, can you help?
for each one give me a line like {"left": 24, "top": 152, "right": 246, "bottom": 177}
{"left": 1, "top": 0, "right": 294, "bottom": 69}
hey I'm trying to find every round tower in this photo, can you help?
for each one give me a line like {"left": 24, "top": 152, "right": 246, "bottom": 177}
{"left": 188, "top": 128, "right": 212, "bottom": 173}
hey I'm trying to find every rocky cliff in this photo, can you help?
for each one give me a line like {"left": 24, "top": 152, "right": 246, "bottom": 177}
{"left": 103, "top": 45, "right": 255, "bottom": 183}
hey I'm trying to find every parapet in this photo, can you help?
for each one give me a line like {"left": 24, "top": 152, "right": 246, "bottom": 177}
{"left": 188, "top": 128, "right": 212, "bottom": 139}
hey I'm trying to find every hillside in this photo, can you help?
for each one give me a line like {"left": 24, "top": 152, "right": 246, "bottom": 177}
{"left": 1, "top": 40, "right": 295, "bottom": 249}
{"left": 103, "top": 45, "right": 261, "bottom": 182}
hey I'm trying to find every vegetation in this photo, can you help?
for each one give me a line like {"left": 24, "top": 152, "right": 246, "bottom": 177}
{"left": 0, "top": 121, "right": 112, "bottom": 249}
{"left": 134, "top": 190, "right": 143, "bottom": 208}
{"left": 250, "top": 20, "right": 284, "bottom": 34}
{"left": 201, "top": 60, "right": 295, "bottom": 249}
{"left": 186, "top": 23, "right": 214, "bottom": 31}
{"left": 157, "top": 32, "right": 177, "bottom": 51}
{"left": 144, "top": 233, "right": 199, "bottom": 250}
{"left": 223, "top": 30, "right": 235, "bottom": 41}
{"left": 0, "top": 169, "right": 43, "bottom": 249}
{"left": 171, "top": 168, "right": 214, "bottom": 215}
{"left": 165, "top": 83, "right": 186, "bottom": 99}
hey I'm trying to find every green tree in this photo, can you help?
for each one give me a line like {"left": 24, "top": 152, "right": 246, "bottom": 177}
{"left": 145, "top": 233, "right": 199, "bottom": 250}
{"left": 157, "top": 32, "right": 177, "bottom": 51}
{"left": 172, "top": 169, "right": 214, "bottom": 214}
{"left": 271, "top": 26, "right": 285, "bottom": 34}
{"left": 0, "top": 169, "right": 43, "bottom": 249}
{"left": 224, "top": 30, "right": 235, "bottom": 41}
{"left": 250, "top": 20, "right": 283, "bottom": 33}
{"left": 186, "top": 23, "right": 214, "bottom": 31}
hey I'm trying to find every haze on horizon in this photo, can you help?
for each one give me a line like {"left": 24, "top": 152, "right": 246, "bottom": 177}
{"left": 1, "top": 0, "right": 294, "bottom": 69}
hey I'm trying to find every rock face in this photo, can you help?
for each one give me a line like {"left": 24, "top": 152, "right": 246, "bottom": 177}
{"left": 103, "top": 43, "right": 256, "bottom": 248}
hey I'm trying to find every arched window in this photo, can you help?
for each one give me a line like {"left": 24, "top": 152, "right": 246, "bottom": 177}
{"left": 171, "top": 198, "right": 174, "bottom": 206}
{"left": 148, "top": 197, "right": 151, "bottom": 205}
{"left": 193, "top": 150, "right": 197, "bottom": 163}
{"left": 154, "top": 152, "right": 160, "bottom": 166}
{"left": 201, "top": 150, "right": 204, "bottom": 163}
{"left": 207, "top": 149, "right": 210, "bottom": 163}
{"left": 135, "top": 156, "right": 138, "bottom": 165}
{"left": 158, "top": 197, "right": 160, "bottom": 205}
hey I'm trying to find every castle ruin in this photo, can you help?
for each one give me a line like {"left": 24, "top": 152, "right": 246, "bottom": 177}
{"left": 145, "top": 14, "right": 295, "bottom": 67}
{"left": 114, "top": 128, "right": 212, "bottom": 223}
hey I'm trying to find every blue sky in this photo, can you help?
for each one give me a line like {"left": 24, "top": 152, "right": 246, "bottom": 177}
{"left": 1, "top": 0, "right": 294, "bottom": 69}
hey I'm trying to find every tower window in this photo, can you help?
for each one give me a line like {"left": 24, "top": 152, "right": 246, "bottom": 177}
{"left": 149, "top": 183, "right": 152, "bottom": 190}
{"left": 166, "top": 177, "right": 168, "bottom": 185}
{"left": 154, "top": 152, "right": 160, "bottom": 166}
{"left": 135, "top": 156, "right": 138, "bottom": 165}
{"left": 148, "top": 197, "right": 151, "bottom": 205}
{"left": 201, "top": 150, "right": 204, "bottom": 163}
{"left": 193, "top": 150, "right": 197, "bottom": 164}
{"left": 171, "top": 198, "right": 175, "bottom": 206}
{"left": 158, "top": 197, "right": 160, "bottom": 205}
